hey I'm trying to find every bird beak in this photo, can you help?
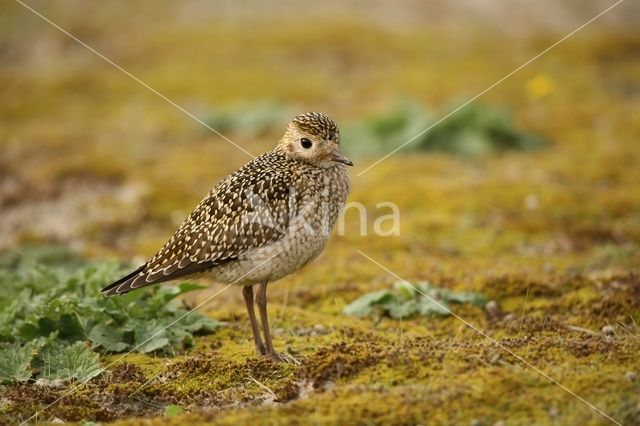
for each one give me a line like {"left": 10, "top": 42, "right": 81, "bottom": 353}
{"left": 332, "top": 151, "right": 354, "bottom": 166}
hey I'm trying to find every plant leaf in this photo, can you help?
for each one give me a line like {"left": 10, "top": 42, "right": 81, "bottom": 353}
{"left": 164, "top": 404, "right": 184, "bottom": 417}
{"left": 0, "top": 343, "right": 35, "bottom": 383}
{"left": 88, "top": 323, "right": 130, "bottom": 352}
{"left": 343, "top": 290, "right": 395, "bottom": 317}
{"left": 344, "top": 281, "right": 486, "bottom": 320}
{"left": 133, "top": 320, "right": 170, "bottom": 353}
{"left": 37, "top": 342, "right": 102, "bottom": 382}
{"left": 0, "top": 247, "right": 227, "bottom": 383}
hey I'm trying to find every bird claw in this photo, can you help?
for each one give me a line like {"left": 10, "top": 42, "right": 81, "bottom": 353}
{"left": 266, "top": 351, "right": 300, "bottom": 365}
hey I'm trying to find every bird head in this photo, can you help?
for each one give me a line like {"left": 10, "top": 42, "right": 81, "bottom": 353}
{"left": 278, "top": 112, "right": 353, "bottom": 168}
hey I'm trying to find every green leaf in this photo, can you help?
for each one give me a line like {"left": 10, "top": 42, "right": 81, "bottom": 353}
{"left": 37, "top": 342, "right": 102, "bottom": 382}
{"left": 144, "top": 282, "right": 206, "bottom": 315}
{"left": 437, "top": 288, "right": 487, "bottom": 307}
{"left": 343, "top": 101, "right": 545, "bottom": 158}
{"left": 167, "top": 327, "right": 193, "bottom": 348}
{"left": 387, "top": 299, "right": 420, "bottom": 319}
{"left": 343, "top": 290, "right": 395, "bottom": 317}
{"left": 88, "top": 323, "right": 130, "bottom": 352}
{"left": 177, "top": 313, "right": 226, "bottom": 333}
{"left": 394, "top": 281, "right": 419, "bottom": 298}
{"left": 133, "top": 320, "right": 170, "bottom": 353}
{"left": 0, "top": 343, "right": 36, "bottom": 383}
{"left": 59, "top": 313, "right": 87, "bottom": 341}
{"left": 0, "top": 246, "right": 227, "bottom": 383}
{"left": 344, "top": 281, "right": 486, "bottom": 320}
{"left": 416, "top": 298, "right": 451, "bottom": 317}
{"left": 164, "top": 404, "right": 184, "bottom": 417}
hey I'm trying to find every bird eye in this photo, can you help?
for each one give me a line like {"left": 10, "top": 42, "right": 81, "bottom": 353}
{"left": 300, "top": 138, "right": 312, "bottom": 149}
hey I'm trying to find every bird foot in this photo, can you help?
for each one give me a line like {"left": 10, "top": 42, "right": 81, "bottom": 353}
{"left": 265, "top": 351, "right": 300, "bottom": 365}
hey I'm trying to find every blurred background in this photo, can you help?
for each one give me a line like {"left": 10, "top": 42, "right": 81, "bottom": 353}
{"left": 1, "top": 1, "right": 640, "bottom": 423}
{"left": 2, "top": 0, "right": 638, "bottom": 264}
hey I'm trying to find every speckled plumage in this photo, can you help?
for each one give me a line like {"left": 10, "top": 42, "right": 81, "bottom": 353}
{"left": 102, "top": 112, "right": 350, "bottom": 296}
{"left": 292, "top": 111, "right": 339, "bottom": 141}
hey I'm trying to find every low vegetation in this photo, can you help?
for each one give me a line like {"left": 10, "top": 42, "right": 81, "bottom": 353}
{"left": 343, "top": 101, "right": 546, "bottom": 158}
{"left": 0, "top": 247, "right": 223, "bottom": 384}
{"left": 343, "top": 281, "right": 487, "bottom": 320}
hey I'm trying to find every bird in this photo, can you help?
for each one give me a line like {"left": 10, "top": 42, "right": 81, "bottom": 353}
{"left": 101, "top": 112, "right": 352, "bottom": 362}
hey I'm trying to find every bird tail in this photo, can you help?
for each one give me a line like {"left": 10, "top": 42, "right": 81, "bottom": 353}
{"left": 101, "top": 265, "right": 148, "bottom": 297}
{"left": 101, "top": 259, "right": 221, "bottom": 297}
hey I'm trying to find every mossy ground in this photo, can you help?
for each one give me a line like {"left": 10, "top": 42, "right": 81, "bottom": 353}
{"left": 1, "top": 1, "right": 640, "bottom": 425}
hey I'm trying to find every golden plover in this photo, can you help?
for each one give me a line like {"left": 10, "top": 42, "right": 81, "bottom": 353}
{"left": 101, "top": 112, "right": 352, "bottom": 362}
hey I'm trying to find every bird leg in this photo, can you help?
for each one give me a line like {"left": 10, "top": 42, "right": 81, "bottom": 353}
{"left": 255, "top": 282, "right": 300, "bottom": 364}
{"left": 255, "top": 281, "right": 278, "bottom": 358}
{"left": 242, "top": 285, "right": 266, "bottom": 355}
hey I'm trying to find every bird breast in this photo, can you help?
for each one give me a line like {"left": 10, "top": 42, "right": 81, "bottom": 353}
{"left": 210, "top": 163, "right": 350, "bottom": 286}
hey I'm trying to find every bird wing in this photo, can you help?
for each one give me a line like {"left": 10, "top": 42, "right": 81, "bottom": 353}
{"left": 102, "top": 152, "right": 302, "bottom": 296}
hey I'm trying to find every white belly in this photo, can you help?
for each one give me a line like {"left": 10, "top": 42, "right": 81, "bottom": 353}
{"left": 211, "top": 232, "right": 327, "bottom": 285}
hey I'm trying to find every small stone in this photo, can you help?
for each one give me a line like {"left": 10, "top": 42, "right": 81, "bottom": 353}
{"left": 35, "top": 378, "right": 65, "bottom": 388}
{"left": 503, "top": 313, "right": 517, "bottom": 322}
{"left": 625, "top": 371, "right": 637, "bottom": 382}
{"left": 470, "top": 419, "right": 483, "bottom": 426}
{"left": 0, "top": 398, "right": 11, "bottom": 411}
{"left": 524, "top": 194, "right": 539, "bottom": 210}
{"left": 493, "top": 421, "right": 505, "bottom": 426}
{"left": 322, "top": 380, "right": 335, "bottom": 390}
{"left": 601, "top": 325, "right": 615, "bottom": 337}
{"left": 485, "top": 300, "right": 502, "bottom": 319}
{"left": 312, "top": 324, "right": 327, "bottom": 334}
{"left": 548, "top": 407, "right": 559, "bottom": 418}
